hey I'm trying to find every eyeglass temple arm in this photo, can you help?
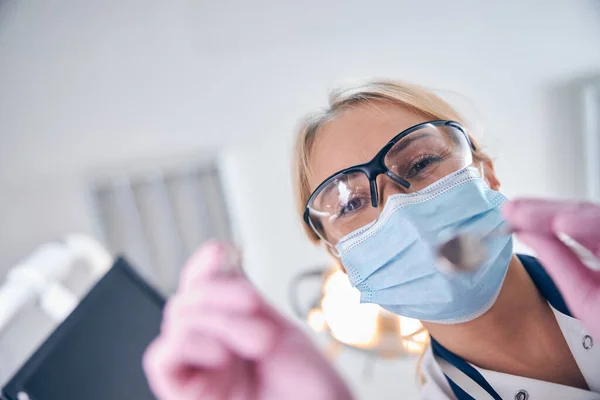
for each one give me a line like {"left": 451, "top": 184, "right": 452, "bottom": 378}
{"left": 446, "top": 121, "right": 476, "bottom": 151}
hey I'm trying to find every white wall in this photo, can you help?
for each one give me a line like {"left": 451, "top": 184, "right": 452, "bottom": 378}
{"left": 1, "top": 1, "right": 600, "bottom": 398}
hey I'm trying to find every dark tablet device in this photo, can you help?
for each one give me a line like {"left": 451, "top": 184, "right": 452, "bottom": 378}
{"left": 2, "top": 257, "right": 165, "bottom": 400}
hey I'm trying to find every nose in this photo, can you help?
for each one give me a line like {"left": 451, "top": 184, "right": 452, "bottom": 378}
{"left": 375, "top": 174, "right": 410, "bottom": 211}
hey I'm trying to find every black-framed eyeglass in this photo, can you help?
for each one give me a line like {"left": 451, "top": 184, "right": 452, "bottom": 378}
{"left": 303, "top": 120, "right": 475, "bottom": 245}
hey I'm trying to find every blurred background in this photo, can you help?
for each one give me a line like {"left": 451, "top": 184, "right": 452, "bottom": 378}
{"left": 0, "top": 1, "right": 599, "bottom": 399}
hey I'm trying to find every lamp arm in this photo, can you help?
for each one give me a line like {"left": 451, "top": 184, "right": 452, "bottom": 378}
{"left": 288, "top": 268, "right": 327, "bottom": 320}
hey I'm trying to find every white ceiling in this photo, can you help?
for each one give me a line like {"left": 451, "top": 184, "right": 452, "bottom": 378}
{"left": 1, "top": 0, "right": 599, "bottom": 183}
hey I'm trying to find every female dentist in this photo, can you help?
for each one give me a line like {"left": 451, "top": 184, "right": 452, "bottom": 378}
{"left": 143, "top": 80, "right": 600, "bottom": 400}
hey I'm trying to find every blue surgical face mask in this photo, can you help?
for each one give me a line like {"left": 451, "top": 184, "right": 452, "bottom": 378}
{"left": 334, "top": 167, "right": 513, "bottom": 324}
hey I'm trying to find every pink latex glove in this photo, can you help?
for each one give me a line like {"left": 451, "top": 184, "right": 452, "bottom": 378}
{"left": 142, "top": 241, "right": 354, "bottom": 400}
{"left": 503, "top": 199, "right": 600, "bottom": 337}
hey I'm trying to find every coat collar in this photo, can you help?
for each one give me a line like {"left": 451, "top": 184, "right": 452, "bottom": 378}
{"left": 430, "top": 254, "right": 571, "bottom": 400}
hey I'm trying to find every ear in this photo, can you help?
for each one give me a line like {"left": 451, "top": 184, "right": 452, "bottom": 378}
{"left": 478, "top": 158, "right": 501, "bottom": 191}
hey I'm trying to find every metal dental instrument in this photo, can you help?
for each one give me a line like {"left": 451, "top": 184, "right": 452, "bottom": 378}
{"left": 437, "top": 226, "right": 514, "bottom": 272}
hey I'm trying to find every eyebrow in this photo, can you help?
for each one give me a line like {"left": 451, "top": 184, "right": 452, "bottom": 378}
{"left": 313, "top": 130, "right": 443, "bottom": 205}
{"left": 385, "top": 131, "right": 439, "bottom": 159}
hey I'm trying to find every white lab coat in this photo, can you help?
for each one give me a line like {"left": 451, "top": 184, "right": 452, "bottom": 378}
{"left": 420, "top": 303, "right": 600, "bottom": 399}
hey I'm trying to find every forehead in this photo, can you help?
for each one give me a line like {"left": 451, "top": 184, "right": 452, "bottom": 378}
{"left": 307, "top": 101, "right": 430, "bottom": 192}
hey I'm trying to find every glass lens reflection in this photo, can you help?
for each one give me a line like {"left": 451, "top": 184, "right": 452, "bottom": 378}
{"left": 308, "top": 124, "right": 472, "bottom": 244}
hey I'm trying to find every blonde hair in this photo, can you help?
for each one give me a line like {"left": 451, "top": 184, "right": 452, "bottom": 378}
{"left": 292, "top": 79, "right": 497, "bottom": 244}
{"left": 291, "top": 79, "right": 496, "bottom": 385}
{"left": 291, "top": 79, "right": 499, "bottom": 384}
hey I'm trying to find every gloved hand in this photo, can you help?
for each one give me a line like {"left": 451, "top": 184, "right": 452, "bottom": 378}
{"left": 143, "top": 241, "right": 354, "bottom": 400}
{"left": 503, "top": 199, "right": 600, "bottom": 337}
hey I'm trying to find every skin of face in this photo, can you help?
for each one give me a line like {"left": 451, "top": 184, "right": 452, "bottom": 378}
{"left": 307, "top": 101, "right": 497, "bottom": 209}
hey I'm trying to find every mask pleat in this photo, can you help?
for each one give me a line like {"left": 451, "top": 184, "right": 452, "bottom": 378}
{"left": 336, "top": 167, "right": 514, "bottom": 323}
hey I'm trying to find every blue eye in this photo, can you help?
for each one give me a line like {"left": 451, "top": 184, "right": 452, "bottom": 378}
{"left": 338, "top": 196, "right": 368, "bottom": 217}
{"left": 407, "top": 155, "right": 441, "bottom": 178}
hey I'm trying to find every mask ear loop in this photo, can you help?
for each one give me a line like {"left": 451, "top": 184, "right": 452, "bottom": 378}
{"left": 307, "top": 212, "right": 341, "bottom": 258}
{"left": 325, "top": 242, "right": 341, "bottom": 258}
